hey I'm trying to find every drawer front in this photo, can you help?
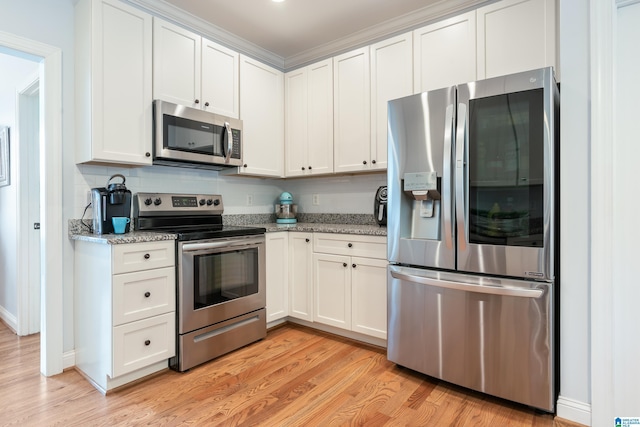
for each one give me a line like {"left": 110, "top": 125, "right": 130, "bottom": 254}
{"left": 113, "top": 267, "right": 176, "bottom": 326}
{"left": 313, "top": 233, "right": 386, "bottom": 259}
{"left": 112, "top": 312, "right": 175, "bottom": 377}
{"left": 112, "top": 241, "right": 175, "bottom": 274}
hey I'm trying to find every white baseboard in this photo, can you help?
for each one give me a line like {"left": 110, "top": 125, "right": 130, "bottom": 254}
{"left": 63, "top": 350, "right": 76, "bottom": 370}
{"left": 0, "top": 305, "right": 18, "bottom": 333}
{"left": 556, "top": 395, "right": 591, "bottom": 426}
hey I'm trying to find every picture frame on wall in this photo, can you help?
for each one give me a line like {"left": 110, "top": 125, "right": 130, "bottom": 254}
{"left": 0, "top": 126, "right": 10, "bottom": 187}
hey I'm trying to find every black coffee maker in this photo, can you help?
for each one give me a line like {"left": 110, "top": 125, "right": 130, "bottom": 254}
{"left": 91, "top": 174, "right": 132, "bottom": 234}
{"left": 374, "top": 186, "right": 387, "bottom": 226}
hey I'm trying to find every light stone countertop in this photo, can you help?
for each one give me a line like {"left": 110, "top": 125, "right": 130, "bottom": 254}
{"left": 68, "top": 216, "right": 387, "bottom": 245}
{"left": 69, "top": 230, "right": 177, "bottom": 245}
{"left": 252, "top": 222, "right": 387, "bottom": 236}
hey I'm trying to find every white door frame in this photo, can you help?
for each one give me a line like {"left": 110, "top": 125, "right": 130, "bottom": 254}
{"left": 0, "top": 30, "right": 63, "bottom": 376}
{"left": 16, "top": 74, "right": 40, "bottom": 336}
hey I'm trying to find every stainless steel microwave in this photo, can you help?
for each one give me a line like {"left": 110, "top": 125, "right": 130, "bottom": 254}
{"left": 153, "top": 100, "right": 243, "bottom": 169}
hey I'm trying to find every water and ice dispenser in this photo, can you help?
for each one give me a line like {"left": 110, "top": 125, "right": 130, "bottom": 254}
{"left": 403, "top": 172, "right": 441, "bottom": 241}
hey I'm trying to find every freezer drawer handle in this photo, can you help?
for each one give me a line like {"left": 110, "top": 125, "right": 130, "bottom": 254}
{"left": 390, "top": 270, "right": 544, "bottom": 298}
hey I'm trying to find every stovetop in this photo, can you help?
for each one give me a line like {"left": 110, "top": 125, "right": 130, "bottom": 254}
{"left": 133, "top": 192, "right": 266, "bottom": 241}
{"left": 164, "top": 224, "right": 266, "bottom": 241}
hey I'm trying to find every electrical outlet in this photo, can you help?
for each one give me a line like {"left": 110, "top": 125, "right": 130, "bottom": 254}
{"left": 247, "top": 195, "right": 253, "bottom": 206}
{"left": 312, "top": 194, "right": 320, "bottom": 206}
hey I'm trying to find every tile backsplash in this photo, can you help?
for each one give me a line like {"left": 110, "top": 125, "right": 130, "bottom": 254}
{"left": 75, "top": 163, "right": 386, "bottom": 219}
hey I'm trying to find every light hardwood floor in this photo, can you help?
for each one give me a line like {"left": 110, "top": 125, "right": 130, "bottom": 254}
{"left": 0, "top": 321, "right": 584, "bottom": 427}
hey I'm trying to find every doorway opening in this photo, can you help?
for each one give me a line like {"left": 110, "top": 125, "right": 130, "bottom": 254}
{"left": 0, "top": 32, "right": 63, "bottom": 377}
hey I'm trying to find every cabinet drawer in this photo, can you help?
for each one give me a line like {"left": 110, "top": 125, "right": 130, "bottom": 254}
{"left": 112, "top": 241, "right": 175, "bottom": 274}
{"left": 113, "top": 267, "right": 176, "bottom": 326}
{"left": 313, "top": 233, "right": 386, "bottom": 259}
{"left": 112, "top": 312, "right": 175, "bottom": 377}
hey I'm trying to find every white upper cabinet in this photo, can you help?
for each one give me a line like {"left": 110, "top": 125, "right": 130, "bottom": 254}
{"left": 476, "top": 0, "right": 556, "bottom": 80}
{"left": 153, "top": 19, "right": 200, "bottom": 108}
{"left": 201, "top": 39, "right": 240, "bottom": 118}
{"left": 370, "top": 32, "right": 413, "bottom": 170}
{"left": 333, "top": 47, "right": 371, "bottom": 173}
{"left": 285, "top": 58, "right": 333, "bottom": 177}
{"left": 414, "top": 11, "right": 477, "bottom": 92}
{"left": 237, "top": 54, "right": 284, "bottom": 177}
{"left": 75, "top": 0, "right": 153, "bottom": 166}
{"left": 153, "top": 18, "right": 239, "bottom": 117}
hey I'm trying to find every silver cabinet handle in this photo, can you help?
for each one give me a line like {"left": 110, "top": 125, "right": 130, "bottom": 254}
{"left": 390, "top": 267, "right": 544, "bottom": 298}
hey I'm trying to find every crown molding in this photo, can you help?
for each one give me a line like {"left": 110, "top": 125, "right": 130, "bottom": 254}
{"left": 284, "top": 0, "right": 489, "bottom": 69}
{"left": 124, "top": 0, "right": 286, "bottom": 70}
{"left": 125, "top": 0, "right": 490, "bottom": 72}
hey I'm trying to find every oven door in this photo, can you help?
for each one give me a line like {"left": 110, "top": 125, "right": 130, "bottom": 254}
{"left": 178, "top": 235, "right": 265, "bottom": 335}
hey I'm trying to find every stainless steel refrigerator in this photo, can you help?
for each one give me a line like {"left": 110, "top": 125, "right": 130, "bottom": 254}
{"left": 386, "top": 67, "right": 559, "bottom": 412}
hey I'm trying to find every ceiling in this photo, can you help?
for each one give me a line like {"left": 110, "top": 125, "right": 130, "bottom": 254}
{"left": 162, "top": 0, "right": 441, "bottom": 59}
{"left": 144, "top": 0, "right": 485, "bottom": 69}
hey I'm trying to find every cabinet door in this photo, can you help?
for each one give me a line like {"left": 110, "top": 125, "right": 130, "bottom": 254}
{"left": 201, "top": 38, "right": 239, "bottom": 118}
{"left": 306, "top": 59, "right": 334, "bottom": 175}
{"left": 285, "top": 67, "right": 308, "bottom": 177}
{"left": 351, "top": 257, "right": 388, "bottom": 339}
{"left": 239, "top": 55, "right": 284, "bottom": 177}
{"left": 333, "top": 47, "right": 371, "bottom": 173}
{"left": 76, "top": 0, "right": 153, "bottom": 165}
{"left": 313, "top": 253, "right": 351, "bottom": 329}
{"left": 265, "top": 232, "right": 288, "bottom": 322}
{"left": 153, "top": 18, "right": 201, "bottom": 108}
{"left": 476, "top": 0, "right": 556, "bottom": 79}
{"left": 414, "top": 11, "right": 477, "bottom": 92}
{"left": 289, "top": 232, "right": 313, "bottom": 321}
{"left": 370, "top": 33, "right": 413, "bottom": 171}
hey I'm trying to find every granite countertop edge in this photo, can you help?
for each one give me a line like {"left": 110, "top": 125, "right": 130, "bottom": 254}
{"left": 69, "top": 220, "right": 387, "bottom": 245}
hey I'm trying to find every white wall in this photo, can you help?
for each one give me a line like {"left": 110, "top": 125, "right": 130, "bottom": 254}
{"left": 556, "top": 0, "right": 591, "bottom": 424}
{"left": 0, "top": 53, "right": 39, "bottom": 327}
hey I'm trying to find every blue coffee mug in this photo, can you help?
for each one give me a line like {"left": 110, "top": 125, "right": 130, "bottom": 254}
{"left": 112, "top": 217, "right": 130, "bottom": 234}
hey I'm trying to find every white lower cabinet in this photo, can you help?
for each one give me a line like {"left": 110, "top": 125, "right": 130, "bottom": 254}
{"left": 350, "top": 257, "right": 388, "bottom": 339}
{"left": 312, "top": 233, "right": 387, "bottom": 340}
{"left": 264, "top": 231, "right": 387, "bottom": 342}
{"left": 265, "top": 232, "right": 288, "bottom": 322}
{"left": 74, "top": 240, "right": 176, "bottom": 393}
{"left": 313, "top": 253, "right": 351, "bottom": 329}
{"left": 289, "top": 232, "right": 314, "bottom": 321}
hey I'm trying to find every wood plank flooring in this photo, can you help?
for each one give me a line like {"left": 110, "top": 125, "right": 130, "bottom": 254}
{"left": 0, "top": 321, "right": 585, "bottom": 427}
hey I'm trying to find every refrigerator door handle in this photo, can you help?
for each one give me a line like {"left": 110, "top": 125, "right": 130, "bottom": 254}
{"left": 390, "top": 268, "right": 544, "bottom": 299}
{"left": 443, "top": 104, "right": 454, "bottom": 249}
{"left": 455, "top": 102, "right": 468, "bottom": 250}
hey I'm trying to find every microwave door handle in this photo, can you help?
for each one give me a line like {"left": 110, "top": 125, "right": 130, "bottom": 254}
{"left": 455, "top": 102, "right": 467, "bottom": 251}
{"left": 443, "top": 103, "right": 454, "bottom": 249}
{"left": 223, "top": 122, "right": 233, "bottom": 163}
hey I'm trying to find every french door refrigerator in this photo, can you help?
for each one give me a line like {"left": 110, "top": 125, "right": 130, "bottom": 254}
{"left": 386, "top": 67, "right": 559, "bottom": 412}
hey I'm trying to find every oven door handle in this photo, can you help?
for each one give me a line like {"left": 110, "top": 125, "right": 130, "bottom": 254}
{"left": 181, "top": 240, "right": 261, "bottom": 252}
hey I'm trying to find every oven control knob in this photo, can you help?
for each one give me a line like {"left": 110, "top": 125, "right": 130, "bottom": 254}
{"left": 199, "top": 199, "right": 205, "bottom": 206}
{"left": 154, "top": 198, "right": 162, "bottom": 206}
{"left": 144, "top": 198, "right": 152, "bottom": 206}
{"left": 213, "top": 199, "right": 220, "bottom": 206}
{"left": 206, "top": 199, "right": 213, "bottom": 206}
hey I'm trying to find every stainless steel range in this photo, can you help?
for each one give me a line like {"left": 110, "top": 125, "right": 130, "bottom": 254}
{"left": 133, "top": 193, "right": 266, "bottom": 372}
